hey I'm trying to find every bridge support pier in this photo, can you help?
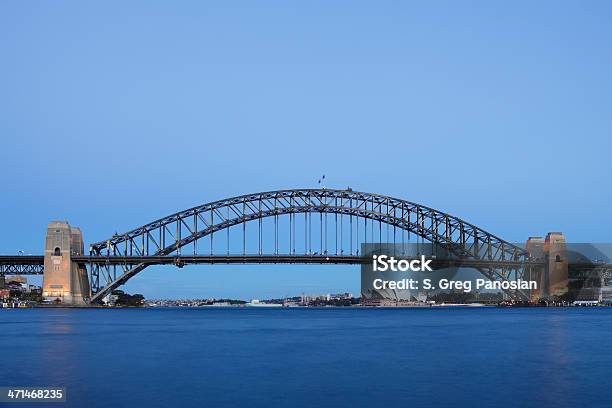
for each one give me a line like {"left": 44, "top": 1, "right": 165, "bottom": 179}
{"left": 525, "top": 232, "right": 568, "bottom": 300}
{"left": 42, "top": 221, "right": 90, "bottom": 305}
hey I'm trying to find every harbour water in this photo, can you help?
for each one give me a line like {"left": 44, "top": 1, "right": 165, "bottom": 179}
{"left": 2, "top": 307, "right": 612, "bottom": 408}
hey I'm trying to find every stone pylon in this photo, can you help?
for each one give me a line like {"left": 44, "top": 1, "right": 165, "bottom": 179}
{"left": 545, "top": 232, "right": 568, "bottom": 297}
{"left": 525, "top": 232, "right": 568, "bottom": 299}
{"left": 42, "top": 221, "right": 90, "bottom": 305}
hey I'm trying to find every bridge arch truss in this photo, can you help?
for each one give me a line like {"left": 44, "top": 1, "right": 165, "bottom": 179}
{"left": 88, "top": 189, "right": 531, "bottom": 303}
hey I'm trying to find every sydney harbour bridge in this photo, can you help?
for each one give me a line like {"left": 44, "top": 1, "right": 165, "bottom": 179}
{"left": 0, "top": 188, "right": 606, "bottom": 305}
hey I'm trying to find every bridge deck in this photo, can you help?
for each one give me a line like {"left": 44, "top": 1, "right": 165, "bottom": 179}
{"left": 1, "top": 255, "right": 608, "bottom": 275}
{"left": 1, "top": 254, "right": 542, "bottom": 268}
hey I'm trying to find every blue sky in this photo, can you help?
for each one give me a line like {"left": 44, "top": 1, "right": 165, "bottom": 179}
{"left": 1, "top": 1, "right": 611, "bottom": 298}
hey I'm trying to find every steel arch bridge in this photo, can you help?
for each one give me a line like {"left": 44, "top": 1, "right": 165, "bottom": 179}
{"left": 87, "top": 188, "right": 532, "bottom": 303}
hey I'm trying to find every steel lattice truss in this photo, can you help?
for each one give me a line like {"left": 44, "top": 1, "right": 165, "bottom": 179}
{"left": 0, "top": 255, "right": 44, "bottom": 275}
{"left": 88, "top": 189, "right": 531, "bottom": 303}
{"left": 0, "top": 263, "right": 44, "bottom": 274}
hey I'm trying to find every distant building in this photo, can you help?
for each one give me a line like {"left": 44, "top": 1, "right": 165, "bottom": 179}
{"left": 5, "top": 276, "right": 27, "bottom": 284}
{"left": 102, "top": 294, "right": 119, "bottom": 306}
{"left": 600, "top": 286, "right": 612, "bottom": 305}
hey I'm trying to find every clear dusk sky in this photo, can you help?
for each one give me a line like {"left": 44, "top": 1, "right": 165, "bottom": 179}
{"left": 1, "top": 1, "right": 611, "bottom": 298}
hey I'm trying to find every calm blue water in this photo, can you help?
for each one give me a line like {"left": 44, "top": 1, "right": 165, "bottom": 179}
{"left": 1, "top": 307, "right": 612, "bottom": 408}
